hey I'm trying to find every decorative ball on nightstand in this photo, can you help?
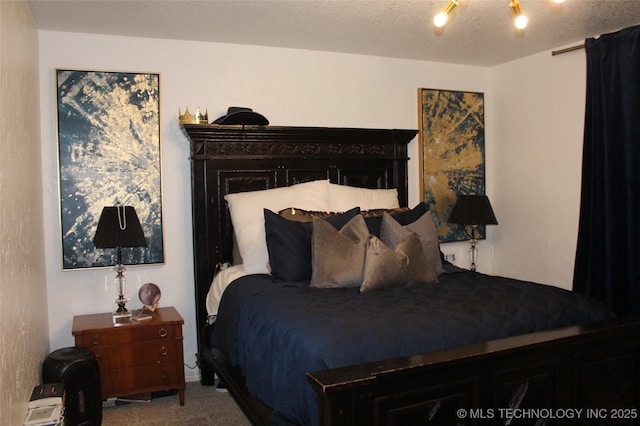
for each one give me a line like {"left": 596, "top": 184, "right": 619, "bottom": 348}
{"left": 139, "top": 283, "right": 161, "bottom": 312}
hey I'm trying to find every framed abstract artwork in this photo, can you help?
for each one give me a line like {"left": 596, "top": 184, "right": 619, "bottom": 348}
{"left": 56, "top": 69, "right": 164, "bottom": 269}
{"left": 418, "top": 88, "right": 486, "bottom": 242}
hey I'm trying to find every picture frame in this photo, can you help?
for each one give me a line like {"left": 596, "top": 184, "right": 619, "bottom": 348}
{"left": 418, "top": 88, "right": 486, "bottom": 242}
{"left": 56, "top": 69, "right": 164, "bottom": 269}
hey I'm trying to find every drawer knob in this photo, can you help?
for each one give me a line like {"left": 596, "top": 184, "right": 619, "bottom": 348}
{"left": 159, "top": 346, "right": 168, "bottom": 356}
{"left": 91, "top": 336, "right": 101, "bottom": 345}
{"left": 158, "top": 327, "right": 167, "bottom": 338}
{"left": 161, "top": 369, "right": 169, "bottom": 379}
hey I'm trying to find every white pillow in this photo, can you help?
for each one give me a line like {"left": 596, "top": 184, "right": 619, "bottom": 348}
{"left": 224, "top": 180, "right": 331, "bottom": 274}
{"left": 327, "top": 183, "right": 399, "bottom": 211}
{"left": 206, "top": 264, "right": 248, "bottom": 316}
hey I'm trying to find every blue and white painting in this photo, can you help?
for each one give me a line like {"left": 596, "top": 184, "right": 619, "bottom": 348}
{"left": 57, "top": 69, "right": 163, "bottom": 269}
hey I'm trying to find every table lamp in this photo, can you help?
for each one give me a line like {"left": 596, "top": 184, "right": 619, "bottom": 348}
{"left": 94, "top": 204, "right": 147, "bottom": 319}
{"left": 448, "top": 195, "right": 498, "bottom": 271}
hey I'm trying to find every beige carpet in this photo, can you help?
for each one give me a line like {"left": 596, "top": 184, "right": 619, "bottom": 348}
{"left": 101, "top": 381, "right": 251, "bottom": 425}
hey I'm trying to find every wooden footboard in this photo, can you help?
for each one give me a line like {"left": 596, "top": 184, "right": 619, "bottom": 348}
{"left": 307, "top": 318, "right": 640, "bottom": 426}
{"left": 203, "top": 318, "right": 639, "bottom": 425}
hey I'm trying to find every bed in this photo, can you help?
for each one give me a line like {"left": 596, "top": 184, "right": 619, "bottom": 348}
{"left": 181, "top": 124, "right": 640, "bottom": 425}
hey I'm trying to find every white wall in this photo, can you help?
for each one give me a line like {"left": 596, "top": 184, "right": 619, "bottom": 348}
{"left": 38, "top": 31, "right": 491, "bottom": 380}
{"left": 1, "top": 1, "right": 49, "bottom": 423}
{"left": 490, "top": 46, "right": 587, "bottom": 289}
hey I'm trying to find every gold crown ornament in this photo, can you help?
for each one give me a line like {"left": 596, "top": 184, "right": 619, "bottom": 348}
{"left": 178, "top": 107, "right": 209, "bottom": 125}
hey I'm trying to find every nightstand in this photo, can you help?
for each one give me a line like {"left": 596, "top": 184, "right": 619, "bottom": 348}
{"left": 72, "top": 306, "right": 185, "bottom": 405}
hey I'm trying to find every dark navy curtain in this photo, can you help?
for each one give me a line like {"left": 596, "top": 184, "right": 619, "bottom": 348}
{"left": 573, "top": 25, "right": 640, "bottom": 317}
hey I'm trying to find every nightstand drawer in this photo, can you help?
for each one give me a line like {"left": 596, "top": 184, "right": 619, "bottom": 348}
{"left": 92, "top": 340, "right": 181, "bottom": 369}
{"left": 101, "top": 362, "right": 182, "bottom": 397}
{"left": 76, "top": 324, "right": 181, "bottom": 346}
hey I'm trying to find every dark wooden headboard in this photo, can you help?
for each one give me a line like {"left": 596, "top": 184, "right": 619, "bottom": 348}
{"left": 181, "top": 124, "right": 417, "bottom": 348}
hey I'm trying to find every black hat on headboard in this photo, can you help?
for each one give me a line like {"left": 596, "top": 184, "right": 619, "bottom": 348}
{"left": 212, "top": 107, "right": 269, "bottom": 125}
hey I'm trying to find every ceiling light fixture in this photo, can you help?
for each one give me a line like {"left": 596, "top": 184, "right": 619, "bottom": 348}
{"left": 433, "top": 0, "right": 458, "bottom": 28}
{"left": 509, "top": 0, "right": 528, "bottom": 30}
{"left": 433, "top": 0, "right": 531, "bottom": 30}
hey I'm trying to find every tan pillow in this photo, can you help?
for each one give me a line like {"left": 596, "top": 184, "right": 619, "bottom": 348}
{"left": 310, "top": 214, "right": 369, "bottom": 288}
{"left": 380, "top": 211, "right": 445, "bottom": 276}
{"left": 361, "top": 232, "right": 438, "bottom": 292}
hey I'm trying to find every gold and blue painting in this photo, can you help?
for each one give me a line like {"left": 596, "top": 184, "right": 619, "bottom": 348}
{"left": 418, "top": 88, "right": 485, "bottom": 242}
{"left": 56, "top": 69, "right": 164, "bottom": 269}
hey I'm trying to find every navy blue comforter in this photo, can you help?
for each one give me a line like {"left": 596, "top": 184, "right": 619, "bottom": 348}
{"left": 212, "top": 267, "right": 614, "bottom": 425}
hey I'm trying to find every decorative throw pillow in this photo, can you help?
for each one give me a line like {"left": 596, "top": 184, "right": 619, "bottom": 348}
{"left": 360, "top": 207, "right": 410, "bottom": 218}
{"left": 380, "top": 211, "right": 445, "bottom": 276}
{"left": 327, "top": 183, "right": 399, "bottom": 211}
{"left": 361, "top": 206, "right": 414, "bottom": 237}
{"left": 264, "top": 207, "right": 360, "bottom": 282}
{"left": 277, "top": 207, "right": 344, "bottom": 222}
{"left": 361, "top": 232, "right": 437, "bottom": 292}
{"left": 224, "top": 180, "right": 331, "bottom": 274}
{"left": 310, "top": 214, "right": 370, "bottom": 288}
{"left": 392, "top": 202, "right": 429, "bottom": 225}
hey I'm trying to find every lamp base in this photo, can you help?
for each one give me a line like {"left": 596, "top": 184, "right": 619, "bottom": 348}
{"left": 469, "top": 238, "right": 478, "bottom": 272}
{"left": 113, "top": 296, "right": 131, "bottom": 322}
{"left": 112, "top": 263, "right": 131, "bottom": 321}
{"left": 113, "top": 310, "right": 132, "bottom": 318}
{"left": 466, "top": 225, "right": 480, "bottom": 272}
{"left": 113, "top": 310, "right": 132, "bottom": 324}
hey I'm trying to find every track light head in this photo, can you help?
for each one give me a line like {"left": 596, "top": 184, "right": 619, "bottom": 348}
{"left": 433, "top": 0, "right": 458, "bottom": 28}
{"left": 509, "top": 0, "right": 528, "bottom": 30}
{"left": 433, "top": 0, "right": 534, "bottom": 31}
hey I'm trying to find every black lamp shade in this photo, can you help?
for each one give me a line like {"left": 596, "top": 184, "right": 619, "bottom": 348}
{"left": 94, "top": 206, "right": 147, "bottom": 249}
{"left": 448, "top": 195, "right": 498, "bottom": 225}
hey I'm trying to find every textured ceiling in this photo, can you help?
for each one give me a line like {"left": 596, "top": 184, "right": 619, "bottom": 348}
{"left": 28, "top": 0, "right": 640, "bottom": 66}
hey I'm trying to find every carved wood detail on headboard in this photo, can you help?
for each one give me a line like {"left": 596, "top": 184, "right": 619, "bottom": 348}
{"left": 181, "top": 124, "right": 417, "bottom": 347}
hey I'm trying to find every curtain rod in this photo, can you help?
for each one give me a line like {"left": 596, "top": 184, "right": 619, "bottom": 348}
{"left": 551, "top": 43, "right": 585, "bottom": 56}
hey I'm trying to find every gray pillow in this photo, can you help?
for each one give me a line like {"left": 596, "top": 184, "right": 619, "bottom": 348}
{"left": 361, "top": 232, "right": 438, "bottom": 292}
{"left": 310, "top": 214, "right": 369, "bottom": 288}
{"left": 380, "top": 211, "right": 445, "bottom": 276}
